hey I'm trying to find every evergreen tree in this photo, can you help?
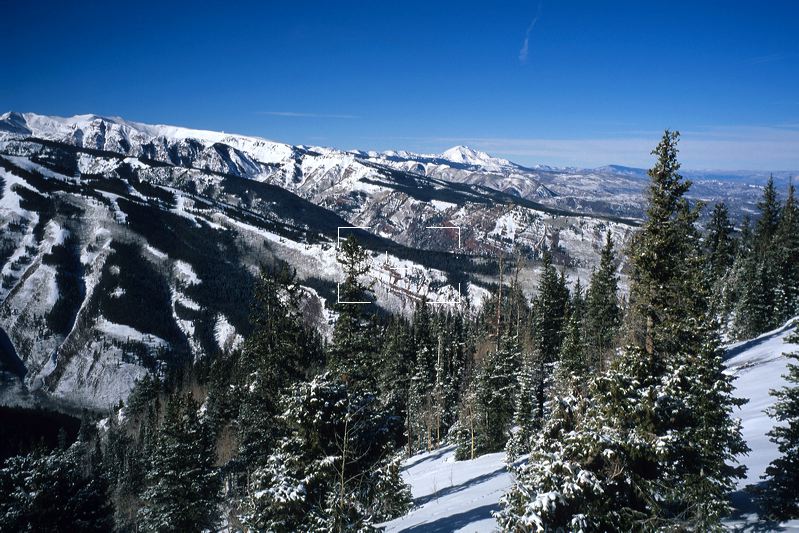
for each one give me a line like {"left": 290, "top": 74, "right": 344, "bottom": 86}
{"left": 238, "top": 266, "right": 320, "bottom": 469}
{"left": 584, "top": 231, "right": 621, "bottom": 370}
{"left": 407, "top": 298, "right": 439, "bottom": 452}
{"left": 756, "top": 333, "right": 799, "bottom": 521}
{"left": 774, "top": 182, "right": 799, "bottom": 323}
{"left": 733, "top": 254, "right": 774, "bottom": 339}
{"left": 244, "top": 373, "right": 410, "bottom": 531}
{"left": 377, "top": 317, "right": 415, "bottom": 447}
{"left": 139, "top": 394, "right": 221, "bottom": 532}
{"left": 477, "top": 331, "right": 521, "bottom": 452}
{"left": 558, "top": 309, "right": 586, "bottom": 377}
{"left": 533, "top": 251, "right": 568, "bottom": 363}
{"left": 330, "top": 236, "right": 377, "bottom": 387}
{"left": 499, "top": 130, "right": 749, "bottom": 531}
{"left": 755, "top": 175, "right": 781, "bottom": 252}
{"left": 505, "top": 346, "right": 541, "bottom": 460}
{"left": 0, "top": 446, "right": 112, "bottom": 533}
{"left": 627, "top": 130, "right": 704, "bottom": 356}
{"left": 526, "top": 251, "right": 570, "bottom": 421}
{"left": 705, "top": 202, "right": 736, "bottom": 285}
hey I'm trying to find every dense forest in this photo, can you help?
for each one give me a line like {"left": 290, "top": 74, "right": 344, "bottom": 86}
{"left": 2, "top": 131, "right": 799, "bottom": 531}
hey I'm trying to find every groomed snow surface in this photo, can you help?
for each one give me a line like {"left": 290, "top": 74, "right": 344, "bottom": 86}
{"left": 383, "top": 319, "right": 799, "bottom": 532}
{"left": 382, "top": 447, "right": 510, "bottom": 533}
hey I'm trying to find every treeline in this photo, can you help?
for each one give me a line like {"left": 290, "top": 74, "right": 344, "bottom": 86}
{"left": 707, "top": 176, "right": 799, "bottom": 339}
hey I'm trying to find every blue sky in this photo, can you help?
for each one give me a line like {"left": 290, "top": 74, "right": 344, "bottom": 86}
{"left": 3, "top": 0, "right": 798, "bottom": 170}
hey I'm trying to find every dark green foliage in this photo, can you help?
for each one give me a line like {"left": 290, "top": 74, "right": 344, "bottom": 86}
{"left": 528, "top": 252, "right": 569, "bottom": 420}
{"left": 378, "top": 317, "right": 416, "bottom": 447}
{"left": 533, "top": 252, "right": 569, "bottom": 363}
{"left": 115, "top": 163, "right": 177, "bottom": 207}
{"left": 117, "top": 198, "right": 255, "bottom": 341}
{"left": 0, "top": 445, "right": 112, "bottom": 533}
{"left": 329, "top": 236, "right": 378, "bottom": 387}
{"left": 244, "top": 373, "right": 410, "bottom": 531}
{"left": 42, "top": 236, "right": 85, "bottom": 336}
{"left": 0, "top": 406, "right": 80, "bottom": 463}
{"left": 756, "top": 335, "right": 799, "bottom": 521}
{"left": 733, "top": 254, "right": 775, "bottom": 339}
{"left": 500, "top": 130, "right": 748, "bottom": 531}
{"left": 94, "top": 241, "right": 187, "bottom": 352}
{"left": 584, "top": 231, "right": 621, "bottom": 370}
{"left": 774, "top": 183, "right": 799, "bottom": 323}
{"left": 626, "top": 130, "right": 709, "bottom": 358}
{"left": 237, "top": 266, "right": 325, "bottom": 468}
{"left": 731, "top": 179, "right": 799, "bottom": 338}
{"left": 138, "top": 394, "right": 221, "bottom": 533}
{"left": 755, "top": 176, "right": 781, "bottom": 252}
{"left": 704, "top": 202, "right": 736, "bottom": 284}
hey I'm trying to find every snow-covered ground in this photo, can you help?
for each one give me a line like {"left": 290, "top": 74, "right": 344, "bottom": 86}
{"left": 383, "top": 319, "right": 799, "bottom": 532}
{"left": 724, "top": 319, "right": 799, "bottom": 532}
{"left": 382, "top": 446, "right": 511, "bottom": 533}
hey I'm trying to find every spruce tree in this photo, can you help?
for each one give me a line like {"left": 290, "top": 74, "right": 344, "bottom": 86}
{"left": 584, "top": 231, "right": 621, "bottom": 370}
{"left": 533, "top": 251, "right": 568, "bottom": 363}
{"left": 705, "top": 202, "right": 736, "bottom": 285}
{"left": 505, "top": 346, "right": 541, "bottom": 460}
{"left": 238, "top": 266, "right": 318, "bottom": 468}
{"left": 139, "top": 394, "right": 221, "bottom": 532}
{"left": 244, "top": 373, "right": 410, "bottom": 531}
{"left": 558, "top": 309, "right": 586, "bottom": 377}
{"left": 733, "top": 255, "right": 774, "bottom": 339}
{"left": 527, "top": 251, "right": 569, "bottom": 421}
{"left": 757, "top": 333, "right": 799, "bottom": 521}
{"left": 377, "top": 317, "right": 415, "bottom": 447}
{"left": 755, "top": 175, "right": 781, "bottom": 252}
{"left": 330, "top": 236, "right": 377, "bottom": 387}
{"left": 0, "top": 446, "right": 112, "bottom": 533}
{"left": 407, "top": 298, "right": 436, "bottom": 452}
{"left": 499, "top": 130, "right": 749, "bottom": 531}
{"left": 774, "top": 182, "right": 799, "bottom": 323}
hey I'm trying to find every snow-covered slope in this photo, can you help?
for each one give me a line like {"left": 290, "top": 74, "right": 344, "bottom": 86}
{"left": 0, "top": 110, "right": 777, "bottom": 414}
{"left": 382, "top": 446, "right": 511, "bottom": 532}
{"left": 0, "top": 112, "right": 638, "bottom": 264}
{"left": 383, "top": 319, "right": 799, "bottom": 532}
{"left": 724, "top": 319, "right": 799, "bottom": 531}
{"left": 0, "top": 112, "right": 641, "bottom": 411}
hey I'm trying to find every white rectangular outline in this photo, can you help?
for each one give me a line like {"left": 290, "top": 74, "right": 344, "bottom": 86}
{"left": 428, "top": 282, "right": 462, "bottom": 306}
{"left": 333, "top": 225, "right": 463, "bottom": 305}
{"left": 336, "top": 226, "right": 370, "bottom": 250}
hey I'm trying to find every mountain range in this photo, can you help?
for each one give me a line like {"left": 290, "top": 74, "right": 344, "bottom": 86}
{"left": 0, "top": 111, "right": 789, "bottom": 411}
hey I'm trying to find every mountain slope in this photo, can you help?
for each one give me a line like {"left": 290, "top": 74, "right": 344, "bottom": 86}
{"left": 382, "top": 318, "right": 799, "bottom": 532}
{"left": 0, "top": 111, "right": 777, "bottom": 414}
{"left": 0, "top": 112, "right": 642, "bottom": 411}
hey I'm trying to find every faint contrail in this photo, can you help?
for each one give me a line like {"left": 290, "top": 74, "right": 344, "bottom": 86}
{"left": 519, "top": 2, "right": 543, "bottom": 64}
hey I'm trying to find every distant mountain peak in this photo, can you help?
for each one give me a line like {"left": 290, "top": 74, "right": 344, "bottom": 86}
{"left": 440, "top": 145, "right": 511, "bottom": 168}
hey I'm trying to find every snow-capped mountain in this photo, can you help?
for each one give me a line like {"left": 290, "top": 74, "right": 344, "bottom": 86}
{"left": 0, "top": 112, "right": 640, "bottom": 411}
{"left": 0, "top": 111, "right": 783, "bottom": 412}
{"left": 439, "top": 145, "right": 515, "bottom": 170}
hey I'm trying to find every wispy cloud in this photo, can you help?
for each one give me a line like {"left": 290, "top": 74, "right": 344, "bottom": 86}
{"left": 257, "top": 111, "right": 358, "bottom": 119}
{"left": 745, "top": 52, "right": 796, "bottom": 65}
{"left": 519, "top": 2, "right": 542, "bottom": 64}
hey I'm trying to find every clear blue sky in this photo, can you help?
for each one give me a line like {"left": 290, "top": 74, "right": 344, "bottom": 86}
{"left": 3, "top": 0, "right": 798, "bottom": 170}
